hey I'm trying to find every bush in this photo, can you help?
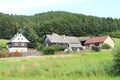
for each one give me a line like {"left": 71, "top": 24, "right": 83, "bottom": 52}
{"left": 51, "top": 45, "right": 61, "bottom": 51}
{"left": 101, "top": 43, "right": 111, "bottom": 49}
{"left": 36, "top": 43, "right": 43, "bottom": 51}
{"left": 43, "top": 45, "right": 61, "bottom": 55}
{"left": 43, "top": 47, "right": 55, "bottom": 55}
{"left": 91, "top": 46, "right": 100, "bottom": 52}
{"left": 113, "top": 42, "right": 120, "bottom": 76}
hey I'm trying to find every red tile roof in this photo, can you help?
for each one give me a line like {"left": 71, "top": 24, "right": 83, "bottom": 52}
{"left": 85, "top": 36, "right": 109, "bottom": 44}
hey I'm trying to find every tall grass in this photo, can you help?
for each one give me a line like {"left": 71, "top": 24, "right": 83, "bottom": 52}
{"left": 0, "top": 51, "right": 117, "bottom": 79}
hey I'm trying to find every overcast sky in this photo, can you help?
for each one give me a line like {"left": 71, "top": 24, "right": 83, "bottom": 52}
{"left": 0, "top": 0, "right": 120, "bottom": 18}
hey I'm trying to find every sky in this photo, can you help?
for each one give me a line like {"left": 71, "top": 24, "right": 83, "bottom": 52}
{"left": 0, "top": 0, "right": 120, "bottom": 18}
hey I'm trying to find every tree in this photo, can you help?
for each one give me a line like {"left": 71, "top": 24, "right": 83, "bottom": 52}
{"left": 36, "top": 43, "right": 43, "bottom": 51}
{"left": 18, "top": 26, "right": 39, "bottom": 48}
{"left": 0, "top": 11, "right": 120, "bottom": 39}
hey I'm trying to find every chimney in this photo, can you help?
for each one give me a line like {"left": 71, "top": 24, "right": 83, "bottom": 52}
{"left": 62, "top": 35, "right": 66, "bottom": 40}
{"left": 52, "top": 33, "right": 59, "bottom": 36}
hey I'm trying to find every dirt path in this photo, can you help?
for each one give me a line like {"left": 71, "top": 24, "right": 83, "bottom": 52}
{"left": 0, "top": 54, "right": 75, "bottom": 61}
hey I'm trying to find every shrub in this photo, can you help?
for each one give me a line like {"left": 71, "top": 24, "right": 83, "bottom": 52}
{"left": 101, "top": 43, "right": 111, "bottom": 49}
{"left": 51, "top": 45, "right": 61, "bottom": 51}
{"left": 36, "top": 43, "right": 43, "bottom": 51}
{"left": 113, "top": 42, "right": 120, "bottom": 76}
{"left": 43, "top": 45, "right": 61, "bottom": 55}
{"left": 91, "top": 46, "right": 100, "bottom": 52}
{"left": 43, "top": 46, "right": 55, "bottom": 55}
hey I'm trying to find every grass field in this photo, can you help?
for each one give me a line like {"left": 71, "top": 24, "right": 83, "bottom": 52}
{"left": 0, "top": 51, "right": 119, "bottom": 80}
{"left": 0, "top": 38, "right": 119, "bottom": 80}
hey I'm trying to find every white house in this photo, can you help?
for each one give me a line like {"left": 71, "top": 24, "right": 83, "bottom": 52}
{"left": 7, "top": 33, "right": 29, "bottom": 53}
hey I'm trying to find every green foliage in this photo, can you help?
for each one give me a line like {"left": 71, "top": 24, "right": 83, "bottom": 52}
{"left": 43, "top": 45, "right": 61, "bottom": 55}
{"left": 38, "top": 37, "right": 44, "bottom": 44}
{"left": 91, "top": 46, "right": 100, "bottom": 52}
{"left": 0, "top": 39, "right": 8, "bottom": 48}
{"left": 43, "top": 46, "right": 55, "bottom": 55}
{"left": 35, "top": 43, "right": 43, "bottom": 51}
{"left": 0, "top": 39, "right": 8, "bottom": 53}
{"left": 18, "top": 27, "right": 39, "bottom": 48}
{"left": 0, "top": 46, "right": 3, "bottom": 53}
{"left": 100, "top": 31, "right": 120, "bottom": 38}
{"left": 51, "top": 45, "right": 61, "bottom": 51}
{"left": 0, "top": 11, "right": 120, "bottom": 39}
{"left": 113, "top": 42, "right": 120, "bottom": 76}
{"left": 101, "top": 43, "right": 111, "bottom": 49}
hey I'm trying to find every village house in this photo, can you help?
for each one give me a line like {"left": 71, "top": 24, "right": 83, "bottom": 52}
{"left": 43, "top": 33, "right": 83, "bottom": 51}
{"left": 84, "top": 35, "right": 114, "bottom": 48}
{"left": 7, "top": 33, "right": 29, "bottom": 53}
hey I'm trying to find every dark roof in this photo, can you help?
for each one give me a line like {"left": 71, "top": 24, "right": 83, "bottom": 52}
{"left": 46, "top": 34, "right": 67, "bottom": 43}
{"left": 85, "top": 36, "right": 109, "bottom": 44}
{"left": 46, "top": 33, "right": 80, "bottom": 44}
{"left": 66, "top": 36, "right": 80, "bottom": 44}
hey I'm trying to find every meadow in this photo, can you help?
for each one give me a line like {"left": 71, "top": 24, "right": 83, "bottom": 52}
{"left": 0, "top": 51, "right": 119, "bottom": 80}
{"left": 0, "top": 38, "right": 120, "bottom": 80}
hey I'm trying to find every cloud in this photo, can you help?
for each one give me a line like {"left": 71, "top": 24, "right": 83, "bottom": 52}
{"left": 0, "top": 0, "right": 90, "bottom": 14}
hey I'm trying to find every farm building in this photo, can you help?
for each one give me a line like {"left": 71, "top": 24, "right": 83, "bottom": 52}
{"left": 85, "top": 36, "right": 114, "bottom": 48}
{"left": 43, "top": 33, "right": 83, "bottom": 51}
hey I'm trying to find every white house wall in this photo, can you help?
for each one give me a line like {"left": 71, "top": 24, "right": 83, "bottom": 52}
{"left": 104, "top": 36, "right": 114, "bottom": 48}
{"left": 11, "top": 33, "right": 29, "bottom": 42}
{"left": 8, "top": 48, "right": 28, "bottom": 53}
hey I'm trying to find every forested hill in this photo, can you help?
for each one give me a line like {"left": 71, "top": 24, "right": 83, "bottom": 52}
{"left": 0, "top": 11, "right": 120, "bottom": 39}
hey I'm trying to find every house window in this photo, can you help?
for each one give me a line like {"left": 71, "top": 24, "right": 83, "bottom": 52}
{"left": 21, "top": 43, "right": 25, "bottom": 46}
{"left": 72, "top": 47, "right": 77, "bottom": 51}
{"left": 18, "top": 38, "right": 19, "bottom": 40}
{"left": 14, "top": 43, "right": 18, "bottom": 46}
{"left": 95, "top": 43, "right": 99, "bottom": 46}
{"left": 18, "top": 43, "right": 21, "bottom": 46}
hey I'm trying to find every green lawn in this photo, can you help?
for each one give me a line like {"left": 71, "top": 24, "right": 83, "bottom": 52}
{"left": 0, "top": 51, "right": 119, "bottom": 80}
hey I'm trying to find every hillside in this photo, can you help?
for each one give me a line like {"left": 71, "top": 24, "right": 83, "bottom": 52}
{"left": 0, "top": 11, "right": 120, "bottom": 39}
